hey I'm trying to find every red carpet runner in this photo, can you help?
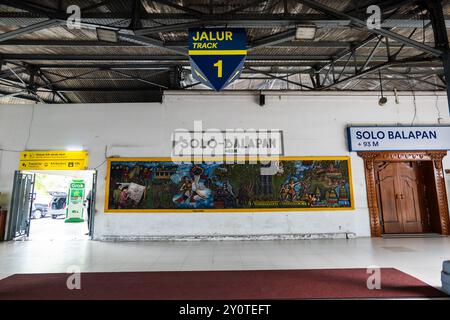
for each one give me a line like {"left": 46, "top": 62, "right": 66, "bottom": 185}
{"left": 0, "top": 268, "right": 447, "bottom": 300}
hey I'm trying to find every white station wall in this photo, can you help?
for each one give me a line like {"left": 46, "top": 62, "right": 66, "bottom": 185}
{"left": 0, "top": 93, "right": 449, "bottom": 239}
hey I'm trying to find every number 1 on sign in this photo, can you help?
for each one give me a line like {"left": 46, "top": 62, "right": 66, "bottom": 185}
{"left": 214, "top": 60, "right": 223, "bottom": 78}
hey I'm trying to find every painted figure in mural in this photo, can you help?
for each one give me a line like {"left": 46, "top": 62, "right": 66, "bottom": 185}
{"left": 286, "top": 179, "right": 300, "bottom": 201}
{"left": 237, "top": 185, "right": 248, "bottom": 207}
{"left": 307, "top": 194, "right": 317, "bottom": 206}
{"left": 129, "top": 166, "right": 138, "bottom": 181}
{"left": 123, "top": 167, "right": 130, "bottom": 182}
{"left": 191, "top": 166, "right": 209, "bottom": 201}
{"left": 221, "top": 179, "right": 237, "bottom": 207}
{"left": 143, "top": 168, "right": 152, "bottom": 185}
{"left": 152, "top": 183, "right": 164, "bottom": 208}
{"left": 177, "top": 176, "right": 194, "bottom": 203}
{"left": 119, "top": 186, "right": 129, "bottom": 209}
{"left": 140, "top": 167, "right": 151, "bottom": 200}
{"left": 315, "top": 187, "right": 321, "bottom": 198}
{"left": 237, "top": 182, "right": 255, "bottom": 207}
{"left": 338, "top": 183, "right": 350, "bottom": 206}
{"left": 327, "top": 188, "right": 339, "bottom": 206}
{"left": 172, "top": 165, "right": 212, "bottom": 208}
{"left": 112, "top": 184, "right": 122, "bottom": 209}
{"left": 279, "top": 183, "right": 288, "bottom": 202}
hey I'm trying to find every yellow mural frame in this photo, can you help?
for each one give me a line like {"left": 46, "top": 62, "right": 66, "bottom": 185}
{"left": 104, "top": 156, "right": 355, "bottom": 213}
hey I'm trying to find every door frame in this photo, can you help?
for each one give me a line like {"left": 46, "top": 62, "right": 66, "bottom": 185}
{"left": 88, "top": 170, "right": 97, "bottom": 239}
{"left": 358, "top": 151, "right": 450, "bottom": 237}
{"left": 6, "top": 171, "right": 35, "bottom": 240}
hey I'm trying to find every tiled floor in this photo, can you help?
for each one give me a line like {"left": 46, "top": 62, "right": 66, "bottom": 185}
{"left": 0, "top": 237, "right": 449, "bottom": 290}
{"left": 28, "top": 217, "right": 89, "bottom": 241}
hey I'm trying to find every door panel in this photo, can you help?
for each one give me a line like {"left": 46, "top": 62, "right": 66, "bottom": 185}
{"left": 6, "top": 171, "right": 35, "bottom": 240}
{"left": 376, "top": 162, "right": 426, "bottom": 234}
{"left": 88, "top": 171, "right": 97, "bottom": 238}
{"left": 397, "top": 163, "right": 423, "bottom": 233}
{"left": 399, "top": 178, "right": 423, "bottom": 232}
{"left": 418, "top": 162, "right": 438, "bottom": 233}
{"left": 400, "top": 179, "right": 419, "bottom": 222}
{"left": 377, "top": 163, "right": 403, "bottom": 233}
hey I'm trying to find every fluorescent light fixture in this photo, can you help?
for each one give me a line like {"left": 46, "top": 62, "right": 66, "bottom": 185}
{"left": 66, "top": 146, "right": 84, "bottom": 151}
{"left": 295, "top": 25, "right": 317, "bottom": 40}
{"left": 96, "top": 28, "right": 118, "bottom": 43}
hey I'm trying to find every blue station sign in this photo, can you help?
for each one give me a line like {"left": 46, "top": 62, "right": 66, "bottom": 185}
{"left": 188, "top": 28, "right": 247, "bottom": 91}
{"left": 347, "top": 126, "right": 450, "bottom": 151}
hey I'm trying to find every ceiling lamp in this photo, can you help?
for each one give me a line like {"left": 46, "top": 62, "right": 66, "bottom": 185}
{"left": 378, "top": 70, "right": 388, "bottom": 106}
{"left": 96, "top": 28, "right": 118, "bottom": 43}
{"left": 295, "top": 24, "right": 317, "bottom": 40}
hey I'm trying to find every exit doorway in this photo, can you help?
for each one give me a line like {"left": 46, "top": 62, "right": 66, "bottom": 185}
{"left": 5, "top": 170, "right": 97, "bottom": 241}
{"left": 359, "top": 151, "right": 450, "bottom": 237}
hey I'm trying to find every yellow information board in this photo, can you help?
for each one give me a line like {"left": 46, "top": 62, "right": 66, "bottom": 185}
{"left": 19, "top": 150, "right": 88, "bottom": 170}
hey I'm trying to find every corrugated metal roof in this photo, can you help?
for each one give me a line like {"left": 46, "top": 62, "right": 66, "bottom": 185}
{"left": 0, "top": 0, "right": 448, "bottom": 104}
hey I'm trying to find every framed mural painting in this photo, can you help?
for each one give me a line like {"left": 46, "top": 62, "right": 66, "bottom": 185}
{"left": 104, "top": 157, "right": 354, "bottom": 212}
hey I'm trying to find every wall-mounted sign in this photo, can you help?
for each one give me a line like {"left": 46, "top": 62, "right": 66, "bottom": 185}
{"left": 105, "top": 157, "right": 354, "bottom": 212}
{"left": 188, "top": 28, "right": 247, "bottom": 91}
{"left": 172, "top": 129, "right": 284, "bottom": 158}
{"left": 347, "top": 126, "right": 450, "bottom": 151}
{"left": 19, "top": 150, "right": 88, "bottom": 170}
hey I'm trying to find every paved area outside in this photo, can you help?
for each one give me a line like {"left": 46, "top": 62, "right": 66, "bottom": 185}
{"left": 28, "top": 216, "right": 88, "bottom": 241}
{"left": 0, "top": 237, "right": 449, "bottom": 291}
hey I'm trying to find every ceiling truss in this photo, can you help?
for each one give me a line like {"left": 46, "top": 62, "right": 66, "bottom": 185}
{"left": 0, "top": 0, "right": 449, "bottom": 105}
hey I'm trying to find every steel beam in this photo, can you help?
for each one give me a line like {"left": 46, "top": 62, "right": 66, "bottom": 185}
{"left": 151, "top": 0, "right": 205, "bottom": 17}
{"left": 425, "top": 0, "right": 450, "bottom": 112}
{"left": 388, "top": 72, "right": 447, "bottom": 89}
{"left": 56, "top": 20, "right": 187, "bottom": 56}
{"left": 0, "top": 19, "right": 61, "bottom": 43}
{"left": 35, "top": 87, "right": 162, "bottom": 93}
{"left": 135, "top": 21, "right": 210, "bottom": 35}
{"left": 296, "top": 0, "right": 443, "bottom": 57}
{"left": 317, "top": 34, "right": 379, "bottom": 73}
{"left": 0, "top": 89, "right": 40, "bottom": 102}
{"left": 222, "top": 0, "right": 267, "bottom": 15}
{"left": 108, "top": 69, "right": 169, "bottom": 89}
{"left": 360, "top": 37, "right": 384, "bottom": 72}
{"left": 0, "top": 0, "right": 58, "bottom": 16}
{"left": 130, "top": 0, "right": 143, "bottom": 30}
{"left": 81, "top": 0, "right": 119, "bottom": 12}
{"left": 246, "top": 67, "right": 314, "bottom": 90}
{"left": 0, "top": 39, "right": 438, "bottom": 50}
{"left": 2, "top": 12, "right": 450, "bottom": 28}
{"left": 118, "top": 34, "right": 188, "bottom": 56}
{"left": 2, "top": 54, "right": 444, "bottom": 74}
{"left": 0, "top": 53, "right": 419, "bottom": 62}
{"left": 0, "top": 2, "right": 187, "bottom": 56}
{"left": 249, "top": 29, "right": 296, "bottom": 49}
{"left": 320, "top": 57, "right": 437, "bottom": 90}
{"left": 0, "top": 66, "right": 27, "bottom": 78}
{"left": 37, "top": 70, "right": 69, "bottom": 103}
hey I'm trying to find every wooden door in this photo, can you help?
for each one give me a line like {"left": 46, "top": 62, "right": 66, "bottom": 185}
{"left": 418, "top": 162, "right": 438, "bottom": 233}
{"left": 376, "top": 162, "right": 424, "bottom": 234}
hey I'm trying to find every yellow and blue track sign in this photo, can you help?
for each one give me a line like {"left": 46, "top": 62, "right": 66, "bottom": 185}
{"left": 188, "top": 28, "right": 247, "bottom": 91}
